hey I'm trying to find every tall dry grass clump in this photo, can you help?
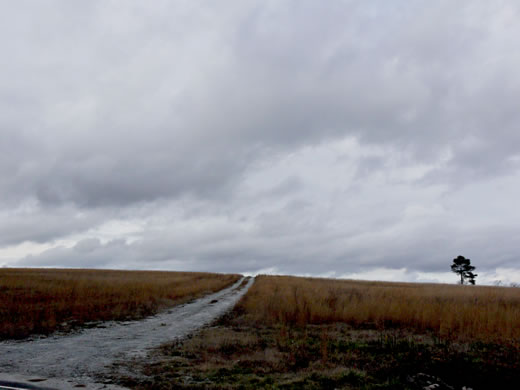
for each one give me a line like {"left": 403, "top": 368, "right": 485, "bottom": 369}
{"left": 237, "top": 275, "right": 520, "bottom": 345}
{"left": 0, "top": 268, "right": 240, "bottom": 339}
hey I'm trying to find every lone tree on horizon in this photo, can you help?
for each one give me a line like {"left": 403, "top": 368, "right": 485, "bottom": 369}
{"left": 451, "top": 255, "right": 477, "bottom": 285}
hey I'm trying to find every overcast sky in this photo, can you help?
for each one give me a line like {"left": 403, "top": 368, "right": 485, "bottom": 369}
{"left": 1, "top": 1, "right": 520, "bottom": 285}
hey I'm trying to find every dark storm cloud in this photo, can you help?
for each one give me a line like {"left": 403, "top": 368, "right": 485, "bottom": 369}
{"left": 0, "top": 206, "right": 103, "bottom": 246}
{"left": 3, "top": 1, "right": 520, "bottom": 282}
{"left": 3, "top": 0, "right": 519, "bottom": 209}
{"left": 16, "top": 215, "right": 520, "bottom": 277}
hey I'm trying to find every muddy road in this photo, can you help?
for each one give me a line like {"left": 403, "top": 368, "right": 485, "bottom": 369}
{"left": 0, "top": 277, "right": 254, "bottom": 389}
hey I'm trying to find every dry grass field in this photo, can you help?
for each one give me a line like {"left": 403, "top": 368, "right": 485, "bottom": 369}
{"left": 122, "top": 275, "right": 520, "bottom": 390}
{"left": 0, "top": 268, "right": 240, "bottom": 340}
{"left": 237, "top": 275, "right": 520, "bottom": 344}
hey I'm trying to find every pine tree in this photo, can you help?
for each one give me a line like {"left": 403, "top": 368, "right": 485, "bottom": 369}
{"left": 451, "top": 255, "right": 477, "bottom": 285}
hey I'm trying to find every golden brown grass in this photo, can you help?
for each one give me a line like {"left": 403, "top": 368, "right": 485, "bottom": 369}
{"left": 236, "top": 275, "right": 520, "bottom": 344}
{"left": 117, "top": 275, "right": 520, "bottom": 389}
{"left": 0, "top": 268, "right": 240, "bottom": 340}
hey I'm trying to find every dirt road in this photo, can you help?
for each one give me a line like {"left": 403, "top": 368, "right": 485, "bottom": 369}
{"left": 0, "top": 277, "right": 254, "bottom": 389}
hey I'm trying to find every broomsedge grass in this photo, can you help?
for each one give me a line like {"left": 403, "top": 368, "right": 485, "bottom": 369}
{"left": 0, "top": 268, "right": 240, "bottom": 340}
{"left": 118, "top": 275, "right": 520, "bottom": 389}
{"left": 236, "top": 275, "right": 520, "bottom": 345}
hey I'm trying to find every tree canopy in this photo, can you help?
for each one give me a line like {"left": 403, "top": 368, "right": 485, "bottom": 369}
{"left": 451, "top": 255, "right": 477, "bottom": 285}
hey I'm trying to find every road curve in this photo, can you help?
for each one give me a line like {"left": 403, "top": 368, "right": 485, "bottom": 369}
{"left": 0, "top": 277, "right": 254, "bottom": 389}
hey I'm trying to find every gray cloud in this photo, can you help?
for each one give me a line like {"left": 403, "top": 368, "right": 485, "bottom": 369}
{"left": 2, "top": 0, "right": 517, "bottom": 208}
{"left": 0, "top": 205, "right": 103, "bottom": 246}
{"left": 16, "top": 212, "right": 520, "bottom": 279}
{"left": 2, "top": 1, "right": 520, "bottom": 283}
